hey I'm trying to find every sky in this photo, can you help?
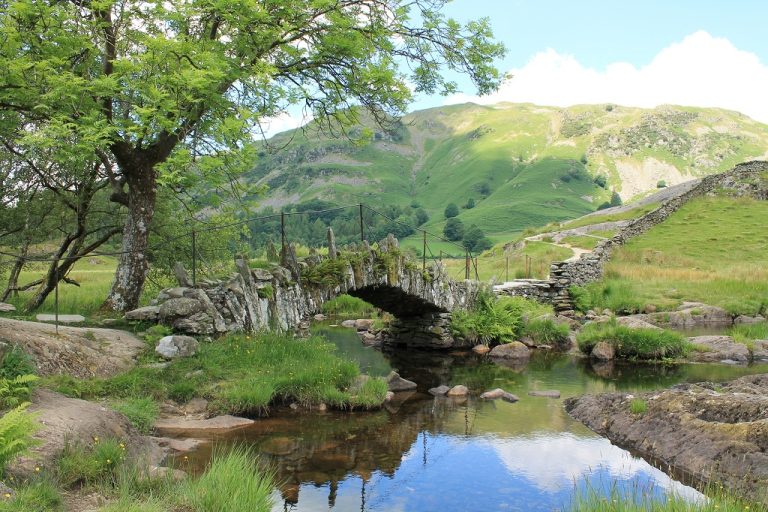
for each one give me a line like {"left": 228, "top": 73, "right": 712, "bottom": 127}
{"left": 265, "top": 0, "right": 768, "bottom": 136}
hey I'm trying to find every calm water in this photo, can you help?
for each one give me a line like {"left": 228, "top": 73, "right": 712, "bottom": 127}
{"left": 176, "top": 325, "right": 768, "bottom": 512}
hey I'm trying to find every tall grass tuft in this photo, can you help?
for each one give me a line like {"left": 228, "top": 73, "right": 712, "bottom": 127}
{"left": 577, "top": 320, "right": 689, "bottom": 360}
{"left": 112, "top": 398, "right": 159, "bottom": 434}
{"left": 0, "top": 478, "right": 62, "bottom": 512}
{"left": 180, "top": 447, "right": 274, "bottom": 512}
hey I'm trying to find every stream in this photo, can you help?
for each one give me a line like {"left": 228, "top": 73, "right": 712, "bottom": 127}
{"left": 175, "top": 325, "right": 768, "bottom": 511}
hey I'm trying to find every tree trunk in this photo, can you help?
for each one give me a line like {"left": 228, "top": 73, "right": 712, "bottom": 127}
{"left": 103, "top": 167, "right": 157, "bottom": 312}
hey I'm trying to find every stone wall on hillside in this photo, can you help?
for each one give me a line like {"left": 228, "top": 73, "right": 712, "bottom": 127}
{"left": 498, "top": 160, "right": 768, "bottom": 311}
{"left": 127, "top": 234, "right": 483, "bottom": 349}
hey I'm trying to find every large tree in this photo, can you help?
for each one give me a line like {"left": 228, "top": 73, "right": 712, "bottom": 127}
{"left": 0, "top": 0, "right": 505, "bottom": 311}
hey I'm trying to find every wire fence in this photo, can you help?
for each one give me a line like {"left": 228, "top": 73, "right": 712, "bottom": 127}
{"left": 0, "top": 203, "right": 483, "bottom": 330}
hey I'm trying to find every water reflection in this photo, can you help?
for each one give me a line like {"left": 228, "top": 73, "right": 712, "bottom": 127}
{"left": 173, "top": 327, "right": 768, "bottom": 511}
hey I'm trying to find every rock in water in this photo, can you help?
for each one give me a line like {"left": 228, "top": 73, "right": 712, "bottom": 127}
{"left": 687, "top": 335, "right": 750, "bottom": 364}
{"left": 446, "top": 385, "right": 469, "bottom": 397}
{"left": 590, "top": 341, "right": 615, "bottom": 361}
{"left": 156, "top": 335, "right": 199, "bottom": 359}
{"left": 429, "top": 385, "right": 451, "bottom": 396}
{"left": 480, "top": 388, "right": 519, "bottom": 402}
{"left": 472, "top": 344, "right": 490, "bottom": 355}
{"left": 489, "top": 341, "right": 530, "bottom": 360}
{"left": 386, "top": 371, "right": 417, "bottom": 392}
{"left": 528, "top": 390, "right": 561, "bottom": 399}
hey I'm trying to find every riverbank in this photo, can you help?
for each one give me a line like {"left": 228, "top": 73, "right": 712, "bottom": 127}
{"left": 565, "top": 373, "right": 768, "bottom": 505}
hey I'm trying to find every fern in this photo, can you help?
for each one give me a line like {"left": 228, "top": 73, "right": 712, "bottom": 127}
{"left": 0, "top": 375, "right": 39, "bottom": 409}
{"left": 0, "top": 403, "right": 40, "bottom": 474}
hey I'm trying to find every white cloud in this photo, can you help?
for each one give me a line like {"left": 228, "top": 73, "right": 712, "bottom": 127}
{"left": 446, "top": 31, "right": 768, "bottom": 123}
{"left": 258, "top": 110, "right": 313, "bottom": 139}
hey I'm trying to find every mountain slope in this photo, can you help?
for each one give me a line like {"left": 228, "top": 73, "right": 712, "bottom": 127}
{"left": 249, "top": 103, "right": 768, "bottom": 242}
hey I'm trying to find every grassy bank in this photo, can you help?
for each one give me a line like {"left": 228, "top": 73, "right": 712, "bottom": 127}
{"left": 578, "top": 195, "right": 768, "bottom": 316}
{"left": 569, "top": 484, "right": 767, "bottom": 512}
{"left": 46, "top": 332, "right": 388, "bottom": 417}
{"left": 576, "top": 320, "right": 689, "bottom": 360}
{"left": 0, "top": 445, "right": 276, "bottom": 512}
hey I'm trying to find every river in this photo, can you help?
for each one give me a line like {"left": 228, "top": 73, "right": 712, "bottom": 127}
{"left": 176, "top": 325, "right": 768, "bottom": 511}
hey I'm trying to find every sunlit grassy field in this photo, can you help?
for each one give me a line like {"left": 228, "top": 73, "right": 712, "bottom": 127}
{"left": 592, "top": 195, "right": 768, "bottom": 315}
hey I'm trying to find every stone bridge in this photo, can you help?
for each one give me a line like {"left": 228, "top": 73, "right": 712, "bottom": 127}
{"left": 128, "top": 234, "right": 483, "bottom": 349}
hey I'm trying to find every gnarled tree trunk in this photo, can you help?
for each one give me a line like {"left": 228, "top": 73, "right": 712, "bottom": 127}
{"left": 103, "top": 167, "right": 157, "bottom": 312}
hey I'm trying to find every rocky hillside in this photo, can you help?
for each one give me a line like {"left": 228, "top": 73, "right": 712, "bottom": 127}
{"left": 249, "top": 103, "right": 768, "bottom": 240}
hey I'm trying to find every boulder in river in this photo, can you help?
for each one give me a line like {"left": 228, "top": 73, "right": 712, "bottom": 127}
{"left": 480, "top": 388, "right": 519, "bottom": 402}
{"left": 687, "top": 335, "right": 750, "bottom": 364}
{"left": 446, "top": 385, "right": 469, "bottom": 397}
{"left": 472, "top": 344, "right": 490, "bottom": 355}
{"left": 429, "top": 385, "right": 450, "bottom": 396}
{"left": 590, "top": 341, "right": 614, "bottom": 361}
{"left": 386, "top": 371, "right": 417, "bottom": 392}
{"left": 488, "top": 341, "right": 530, "bottom": 360}
{"left": 528, "top": 390, "right": 561, "bottom": 399}
{"left": 564, "top": 374, "right": 768, "bottom": 505}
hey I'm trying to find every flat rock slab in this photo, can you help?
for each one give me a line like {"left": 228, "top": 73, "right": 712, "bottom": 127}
{"left": 428, "top": 385, "right": 450, "bottom": 396}
{"left": 154, "top": 415, "right": 255, "bottom": 438}
{"left": 480, "top": 388, "right": 519, "bottom": 402}
{"left": 564, "top": 374, "right": 768, "bottom": 504}
{"left": 35, "top": 314, "right": 85, "bottom": 323}
{"left": 528, "top": 390, "right": 561, "bottom": 399}
{"left": 0, "top": 318, "right": 145, "bottom": 378}
{"left": 0, "top": 302, "right": 16, "bottom": 312}
{"left": 688, "top": 335, "right": 750, "bottom": 364}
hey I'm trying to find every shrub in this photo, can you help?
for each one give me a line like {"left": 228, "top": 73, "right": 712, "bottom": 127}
{"left": 0, "top": 346, "right": 35, "bottom": 379}
{"left": 0, "top": 403, "right": 39, "bottom": 475}
{"left": 443, "top": 218, "right": 465, "bottom": 241}
{"left": 576, "top": 320, "right": 689, "bottom": 360}
{"left": 0, "top": 375, "right": 38, "bottom": 409}
{"left": 450, "top": 294, "right": 520, "bottom": 344}
{"left": 656, "top": 179, "right": 667, "bottom": 188}
{"left": 610, "top": 191, "right": 623, "bottom": 207}
{"left": 593, "top": 174, "right": 607, "bottom": 188}
{"left": 443, "top": 203, "right": 459, "bottom": 219}
{"left": 112, "top": 398, "right": 159, "bottom": 435}
{"left": 179, "top": 448, "right": 274, "bottom": 512}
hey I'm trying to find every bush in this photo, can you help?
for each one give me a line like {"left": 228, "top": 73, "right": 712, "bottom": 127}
{"left": 0, "top": 403, "right": 40, "bottom": 475}
{"left": 443, "top": 218, "right": 465, "bottom": 241}
{"left": 112, "top": 398, "right": 159, "bottom": 434}
{"left": 0, "top": 346, "right": 35, "bottom": 379}
{"left": 179, "top": 448, "right": 274, "bottom": 512}
{"left": 610, "top": 191, "right": 623, "bottom": 207}
{"left": 0, "top": 375, "right": 38, "bottom": 409}
{"left": 593, "top": 174, "right": 607, "bottom": 188}
{"left": 451, "top": 294, "right": 521, "bottom": 344}
{"left": 656, "top": 179, "right": 667, "bottom": 188}
{"left": 576, "top": 320, "right": 689, "bottom": 360}
{"left": 444, "top": 203, "right": 459, "bottom": 219}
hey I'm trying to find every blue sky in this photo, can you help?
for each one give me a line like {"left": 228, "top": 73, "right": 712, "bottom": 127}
{"left": 411, "top": 0, "right": 768, "bottom": 117}
{"left": 264, "top": 1, "right": 768, "bottom": 136}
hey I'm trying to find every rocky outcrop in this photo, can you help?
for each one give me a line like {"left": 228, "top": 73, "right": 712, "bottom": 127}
{"left": 564, "top": 374, "right": 768, "bottom": 504}
{"left": 688, "top": 335, "right": 750, "bottom": 364}
{"left": 130, "top": 235, "right": 482, "bottom": 349}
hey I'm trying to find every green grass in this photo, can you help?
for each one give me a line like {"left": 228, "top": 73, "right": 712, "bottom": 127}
{"left": 0, "top": 478, "right": 62, "bottom": 512}
{"left": 593, "top": 195, "right": 768, "bottom": 316}
{"left": 521, "top": 318, "right": 570, "bottom": 347}
{"left": 321, "top": 294, "right": 377, "bottom": 317}
{"left": 56, "top": 438, "right": 126, "bottom": 487}
{"left": 569, "top": 482, "right": 768, "bottom": 512}
{"left": 576, "top": 320, "right": 689, "bottom": 360}
{"left": 629, "top": 398, "right": 648, "bottom": 415}
{"left": 443, "top": 240, "right": 573, "bottom": 282}
{"left": 45, "top": 332, "right": 387, "bottom": 415}
{"left": 571, "top": 281, "right": 645, "bottom": 315}
{"left": 111, "top": 398, "right": 159, "bottom": 435}
{"left": 729, "top": 322, "right": 768, "bottom": 345}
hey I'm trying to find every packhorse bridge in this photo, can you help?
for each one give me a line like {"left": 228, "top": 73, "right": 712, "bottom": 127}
{"left": 127, "top": 160, "right": 768, "bottom": 349}
{"left": 128, "top": 233, "right": 483, "bottom": 349}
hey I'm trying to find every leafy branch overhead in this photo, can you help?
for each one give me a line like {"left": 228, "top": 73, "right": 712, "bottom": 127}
{"left": 0, "top": 0, "right": 505, "bottom": 311}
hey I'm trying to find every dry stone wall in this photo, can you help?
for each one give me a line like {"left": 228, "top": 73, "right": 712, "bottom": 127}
{"left": 499, "top": 160, "right": 768, "bottom": 311}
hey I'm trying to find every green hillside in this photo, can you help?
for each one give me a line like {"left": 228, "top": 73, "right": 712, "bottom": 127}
{"left": 249, "top": 103, "right": 768, "bottom": 247}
